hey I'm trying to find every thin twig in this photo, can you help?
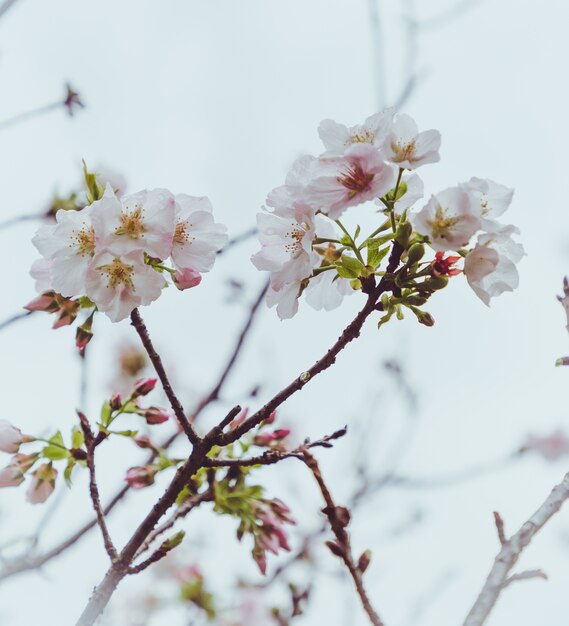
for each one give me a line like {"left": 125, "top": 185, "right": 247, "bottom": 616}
{"left": 0, "top": 0, "right": 19, "bottom": 19}
{"left": 130, "top": 308, "right": 199, "bottom": 445}
{"left": 0, "top": 310, "right": 33, "bottom": 333}
{"left": 0, "top": 213, "right": 41, "bottom": 231}
{"left": 217, "top": 227, "right": 257, "bottom": 256}
{"left": 463, "top": 471, "right": 569, "bottom": 626}
{"left": 301, "top": 450, "right": 384, "bottom": 626}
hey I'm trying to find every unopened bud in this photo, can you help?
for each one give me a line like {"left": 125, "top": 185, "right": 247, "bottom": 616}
{"left": 394, "top": 221, "right": 412, "bottom": 248}
{"left": 426, "top": 275, "right": 449, "bottom": 291}
{"left": 406, "top": 243, "right": 425, "bottom": 264}
{"left": 335, "top": 506, "right": 351, "bottom": 528}
{"left": 357, "top": 549, "right": 372, "bottom": 573}
{"left": 325, "top": 540, "right": 344, "bottom": 558}
{"left": 109, "top": 393, "right": 122, "bottom": 411}
{"left": 133, "top": 378, "right": 157, "bottom": 397}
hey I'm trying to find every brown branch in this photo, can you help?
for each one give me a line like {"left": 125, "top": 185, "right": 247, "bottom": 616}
{"left": 0, "top": 213, "right": 41, "bottom": 231}
{"left": 130, "top": 308, "right": 199, "bottom": 445}
{"left": 0, "top": 310, "right": 33, "bottom": 333}
{"left": 301, "top": 450, "right": 384, "bottom": 626}
{"left": 78, "top": 414, "right": 117, "bottom": 561}
{"left": 493, "top": 511, "right": 506, "bottom": 546}
{"left": 463, "top": 471, "right": 569, "bottom": 626}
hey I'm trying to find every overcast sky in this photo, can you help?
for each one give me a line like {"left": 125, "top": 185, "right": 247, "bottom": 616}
{"left": 1, "top": 1, "right": 569, "bottom": 625}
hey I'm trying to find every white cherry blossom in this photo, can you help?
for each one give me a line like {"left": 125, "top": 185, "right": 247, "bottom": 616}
{"left": 318, "top": 110, "right": 393, "bottom": 155}
{"left": 266, "top": 281, "right": 304, "bottom": 320}
{"left": 93, "top": 187, "right": 176, "bottom": 260}
{"left": 461, "top": 177, "right": 514, "bottom": 233}
{"left": 170, "top": 195, "right": 228, "bottom": 273}
{"left": 304, "top": 144, "right": 397, "bottom": 219}
{"left": 252, "top": 202, "right": 319, "bottom": 290}
{"left": 463, "top": 225, "right": 525, "bottom": 305}
{"left": 266, "top": 155, "right": 318, "bottom": 209}
{"left": 0, "top": 421, "right": 25, "bottom": 454}
{"left": 85, "top": 250, "right": 165, "bottom": 322}
{"left": 304, "top": 271, "right": 352, "bottom": 312}
{"left": 413, "top": 187, "right": 481, "bottom": 251}
{"left": 383, "top": 113, "right": 441, "bottom": 170}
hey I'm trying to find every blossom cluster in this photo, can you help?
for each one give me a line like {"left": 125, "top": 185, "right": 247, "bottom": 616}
{"left": 30, "top": 173, "right": 228, "bottom": 322}
{"left": 252, "top": 109, "right": 524, "bottom": 318}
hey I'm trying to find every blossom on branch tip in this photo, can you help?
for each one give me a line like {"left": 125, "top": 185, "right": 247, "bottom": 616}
{"left": 463, "top": 226, "right": 525, "bottom": 305}
{"left": 304, "top": 144, "right": 397, "bottom": 219}
{"left": 413, "top": 187, "right": 481, "bottom": 251}
{"left": 431, "top": 252, "right": 462, "bottom": 277}
{"left": 460, "top": 177, "right": 514, "bottom": 234}
{"left": 318, "top": 110, "right": 393, "bottom": 155}
{"left": 383, "top": 113, "right": 441, "bottom": 170}
{"left": 0, "top": 421, "right": 27, "bottom": 454}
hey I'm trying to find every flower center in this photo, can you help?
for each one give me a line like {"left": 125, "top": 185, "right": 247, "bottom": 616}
{"left": 115, "top": 206, "right": 146, "bottom": 239}
{"left": 174, "top": 221, "right": 195, "bottom": 247}
{"left": 284, "top": 222, "right": 307, "bottom": 256}
{"left": 392, "top": 139, "right": 417, "bottom": 163}
{"left": 97, "top": 258, "right": 135, "bottom": 289}
{"left": 428, "top": 206, "right": 460, "bottom": 240}
{"left": 337, "top": 164, "right": 374, "bottom": 199}
{"left": 349, "top": 128, "right": 374, "bottom": 145}
{"left": 72, "top": 224, "right": 96, "bottom": 256}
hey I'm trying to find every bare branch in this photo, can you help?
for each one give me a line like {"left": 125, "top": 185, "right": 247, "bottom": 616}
{"left": 0, "top": 0, "right": 19, "bottom": 20}
{"left": 130, "top": 308, "right": 199, "bottom": 445}
{"left": 463, "top": 471, "right": 569, "bottom": 626}
{"left": 217, "top": 227, "right": 257, "bottom": 256}
{"left": 503, "top": 569, "right": 548, "bottom": 589}
{"left": 493, "top": 511, "right": 506, "bottom": 546}
{"left": 301, "top": 450, "right": 384, "bottom": 626}
{"left": 0, "top": 310, "right": 33, "bottom": 333}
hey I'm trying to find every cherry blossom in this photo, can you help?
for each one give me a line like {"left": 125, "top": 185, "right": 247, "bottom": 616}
{"left": 173, "top": 267, "right": 202, "bottom": 291}
{"left": 304, "top": 270, "right": 353, "bottom": 312}
{"left": 305, "top": 144, "right": 397, "bottom": 219}
{"left": 93, "top": 187, "right": 176, "bottom": 260}
{"left": 413, "top": 187, "right": 481, "bottom": 251}
{"left": 0, "top": 463, "right": 25, "bottom": 488}
{"left": 383, "top": 113, "right": 441, "bottom": 170}
{"left": 170, "top": 194, "right": 228, "bottom": 273}
{"left": 461, "top": 177, "right": 514, "bottom": 233}
{"left": 0, "top": 420, "right": 25, "bottom": 454}
{"left": 32, "top": 203, "right": 97, "bottom": 298}
{"left": 463, "top": 226, "right": 525, "bottom": 305}
{"left": 85, "top": 250, "right": 165, "bottom": 322}
{"left": 266, "top": 154, "right": 318, "bottom": 209}
{"left": 252, "top": 202, "right": 319, "bottom": 290}
{"left": 392, "top": 172, "right": 424, "bottom": 212}
{"left": 30, "top": 259, "right": 53, "bottom": 293}
{"left": 26, "top": 464, "right": 57, "bottom": 504}
{"left": 318, "top": 110, "right": 393, "bottom": 155}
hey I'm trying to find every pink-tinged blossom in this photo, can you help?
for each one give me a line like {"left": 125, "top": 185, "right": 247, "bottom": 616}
{"left": 251, "top": 499, "right": 295, "bottom": 574}
{"left": 252, "top": 202, "right": 319, "bottom": 290}
{"left": 431, "top": 252, "right": 462, "bottom": 277}
{"left": 522, "top": 430, "right": 569, "bottom": 461}
{"left": 413, "top": 187, "right": 481, "bottom": 251}
{"left": 143, "top": 407, "right": 170, "bottom": 425}
{"left": 318, "top": 110, "right": 393, "bottom": 155}
{"left": 266, "top": 281, "right": 303, "bottom": 320}
{"left": 253, "top": 428, "right": 291, "bottom": 447}
{"left": 461, "top": 177, "right": 514, "bottom": 233}
{"left": 0, "top": 420, "right": 26, "bottom": 454}
{"left": 125, "top": 465, "right": 157, "bottom": 489}
{"left": 30, "top": 259, "right": 53, "bottom": 293}
{"left": 26, "top": 464, "right": 57, "bottom": 504}
{"left": 173, "top": 267, "right": 202, "bottom": 291}
{"left": 383, "top": 113, "right": 441, "bottom": 170}
{"left": 32, "top": 203, "right": 97, "bottom": 298}
{"left": 266, "top": 155, "right": 318, "bottom": 209}
{"left": 0, "top": 464, "right": 24, "bottom": 488}
{"left": 305, "top": 144, "right": 397, "bottom": 219}
{"left": 170, "top": 195, "right": 228, "bottom": 273}
{"left": 85, "top": 250, "right": 165, "bottom": 322}
{"left": 304, "top": 271, "right": 353, "bottom": 312}
{"left": 463, "top": 226, "right": 525, "bottom": 306}
{"left": 93, "top": 187, "right": 176, "bottom": 260}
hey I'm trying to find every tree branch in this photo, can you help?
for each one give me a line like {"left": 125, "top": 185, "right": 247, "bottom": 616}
{"left": 463, "top": 471, "right": 569, "bottom": 626}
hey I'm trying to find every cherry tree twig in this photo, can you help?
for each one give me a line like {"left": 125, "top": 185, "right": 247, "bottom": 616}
{"left": 301, "top": 450, "right": 384, "bottom": 626}
{"left": 0, "top": 310, "right": 33, "bottom": 333}
{"left": 0, "top": 282, "right": 267, "bottom": 583}
{"left": 463, "top": 471, "right": 569, "bottom": 626}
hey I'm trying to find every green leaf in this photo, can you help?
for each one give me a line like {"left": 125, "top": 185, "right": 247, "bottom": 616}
{"left": 354, "top": 224, "right": 361, "bottom": 240}
{"left": 107, "top": 429, "right": 138, "bottom": 437}
{"left": 71, "top": 427, "right": 84, "bottom": 449}
{"left": 365, "top": 233, "right": 394, "bottom": 250}
{"left": 64, "top": 459, "right": 76, "bottom": 486}
{"left": 100, "top": 401, "right": 112, "bottom": 427}
{"left": 367, "top": 245, "right": 390, "bottom": 269}
{"left": 42, "top": 431, "right": 69, "bottom": 461}
{"left": 336, "top": 255, "right": 364, "bottom": 279}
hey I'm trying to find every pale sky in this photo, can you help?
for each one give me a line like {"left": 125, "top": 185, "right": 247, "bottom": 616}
{"left": 1, "top": 1, "right": 569, "bottom": 625}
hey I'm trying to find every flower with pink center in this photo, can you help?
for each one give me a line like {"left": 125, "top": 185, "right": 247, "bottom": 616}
{"left": 318, "top": 109, "right": 393, "bottom": 155}
{"left": 32, "top": 202, "right": 97, "bottom": 298}
{"left": 26, "top": 464, "right": 57, "bottom": 504}
{"left": 463, "top": 225, "right": 525, "bottom": 306}
{"left": 85, "top": 250, "right": 165, "bottom": 322}
{"left": 383, "top": 113, "right": 441, "bottom": 170}
{"left": 252, "top": 201, "right": 319, "bottom": 290}
{"left": 173, "top": 267, "right": 202, "bottom": 291}
{"left": 413, "top": 187, "right": 481, "bottom": 251}
{"left": 304, "top": 144, "right": 397, "bottom": 219}
{"left": 522, "top": 430, "right": 569, "bottom": 461}
{"left": 0, "top": 420, "right": 26, "bottom": 454}
{"left": 125, "top": 464, "right": 157, "bottom": 489}
{"left": 170, "top": 195, "right": 228, "bottom": 273}
{"left": 93, "top": 187, "right": 176, "bottom": 260}
{"left": 460, "top": 177, "right": 514, "bottom": 233}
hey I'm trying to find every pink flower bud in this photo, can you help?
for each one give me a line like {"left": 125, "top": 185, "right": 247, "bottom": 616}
{"left": 26, "top": 464, "right": 57, "bottom": 504}
{"left": 133, "top": 378, "right": 157, "bottom": 398}
{"left": 143, "top": 407, "right": 170, "bottom": 425}
{"left": 230, "top": 407, "right": 249, "bottom": 430}
{"left": 125, "top": 465, "right": 157, "bottom": 489}
{"left": 133, "top": 435, "right": 155, "bottom": 450}
{"left": 263, "top": 411, "right": 277, "bottom": 425}
{"left": 173, "top": 267, "right": 202, "bottom": 291}
{"left": 272, "top": 429, "right": 291, "bottom": 440}
{"left": 109, "top": 393, "right": 122, "bottom": 412}
{"left": 24, "top": 292, "right": 58, "bottom": 313}
{"left": 0, "top": 464, "right": 24, "bottom": 488}
{"left": 0, "top": 420, "right": 25, "bottom": 454}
